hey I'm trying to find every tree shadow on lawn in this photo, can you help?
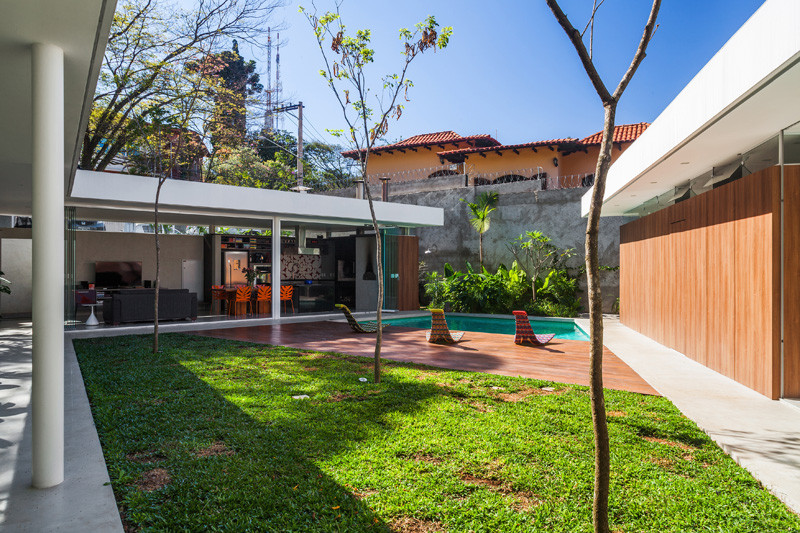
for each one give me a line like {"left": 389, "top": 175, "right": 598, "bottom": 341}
{"left": 74, "top": 333, "right": 462, "bottom": 532}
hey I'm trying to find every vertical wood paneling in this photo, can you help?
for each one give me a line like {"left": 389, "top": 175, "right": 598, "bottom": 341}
{"left": 784, "top": 165, "right": 800, "bottom": 397}
{"left": 397, "top": 236, "right": 419, "bottom": 311}
{"left": 619, "top": 166, "right": 780, "bottom": 398}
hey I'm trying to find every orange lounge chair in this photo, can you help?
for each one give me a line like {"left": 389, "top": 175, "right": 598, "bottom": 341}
{"left": 426, "top": 309, "right": 464, "bottom": 344}
{"left": 512, "top": 310, "right": 556, "bottom": 345}
{"left": 335, "top": 304, "right": 385, "bottom": 333}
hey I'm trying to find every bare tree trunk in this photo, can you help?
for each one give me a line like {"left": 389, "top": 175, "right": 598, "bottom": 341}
{"left": 363, "top": 178, "right": 383, "bottom": 383}
{"left": 479, "top": 232, "right": 483, "bottom": 268}
{"left": 545, "top": 3, "right": 660, "bottom": 531}
{"left": 153, "top": 178, "right": 166, "bottom": 354}
{"left": 586, "top": 104, "right": 616, "bottom": 533}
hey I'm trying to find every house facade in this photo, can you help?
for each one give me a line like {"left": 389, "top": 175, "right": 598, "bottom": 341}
{"left": 342, "top": 124, "right": 649, "bottom": 188}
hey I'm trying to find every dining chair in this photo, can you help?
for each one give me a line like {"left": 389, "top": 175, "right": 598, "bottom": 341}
{"left": 280, "top": 285, "right": 295, "bottom": 314}
{"left": 256, "top": 285, "right": 272, "bottom": 315}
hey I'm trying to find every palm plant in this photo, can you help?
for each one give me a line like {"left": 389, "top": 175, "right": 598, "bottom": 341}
{"left": 462, "top": 192, "right": 499, "bottom": 268}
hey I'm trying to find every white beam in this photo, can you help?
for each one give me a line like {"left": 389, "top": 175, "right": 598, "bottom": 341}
{"left": 271, "top": 218, "right": 280, "bottom": 320}
{"left": 31, "top": 42, "right": 64, "bottom": 489}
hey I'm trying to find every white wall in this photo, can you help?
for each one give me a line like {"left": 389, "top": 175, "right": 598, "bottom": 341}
{"left": 76, "top": 232, "right": 204, "bottom": 299}
{"left": 0, "top": 236, "right": 33, "bottom": 316}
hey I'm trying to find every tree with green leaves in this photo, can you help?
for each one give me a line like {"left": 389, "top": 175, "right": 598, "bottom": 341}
{"left": 461, "top": 191, "right": 498, "bottom": 268}
{"left": 199, "top": 40, "right": 263, "bottom": 150}
{"left": 82, "top": 0, "right": 279, "bottom": 173}
{"left": 546, "top": 1, "right": 661, "bottom": 531}
{"left": 302, "top": 4, "right": 451, "bottom": 383}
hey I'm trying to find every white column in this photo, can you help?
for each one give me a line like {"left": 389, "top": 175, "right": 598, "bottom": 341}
{"left": 271, "top": 217, "right": 281, "bottom": 319}
{"left": 31, "top": 43, "right": 65, "bottom": 488}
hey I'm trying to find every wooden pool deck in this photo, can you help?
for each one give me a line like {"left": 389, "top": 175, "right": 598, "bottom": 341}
{"left": 192, "top": 320, "right": 658, "bottom": 395}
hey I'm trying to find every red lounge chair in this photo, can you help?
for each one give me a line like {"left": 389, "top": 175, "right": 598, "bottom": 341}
{"left": 513, "top": 310, "right": 556, "bottom": 345}
{"left": 426, "top": 309, "right": 464, "bottom": 344}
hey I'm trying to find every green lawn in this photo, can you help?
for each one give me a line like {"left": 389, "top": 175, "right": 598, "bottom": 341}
{"left": 74, "top": 334, "right": 800, "bottom": 532}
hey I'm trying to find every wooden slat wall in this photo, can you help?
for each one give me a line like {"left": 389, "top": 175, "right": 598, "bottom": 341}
{"left": 784, "top": 165, "right": 800, "bottom": 397}
{"left": 620, "top": 166, "right": 780, "bottom": 399}
{"left": 397, "top": 235, "right": 420, "bottom": 311}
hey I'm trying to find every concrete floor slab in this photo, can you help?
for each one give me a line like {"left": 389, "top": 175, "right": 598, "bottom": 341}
{"left": 582, "top": 316, "right": 800, "bottom": 514}
{"left": 0, "top": 320, "right": 123, "bottom": 532}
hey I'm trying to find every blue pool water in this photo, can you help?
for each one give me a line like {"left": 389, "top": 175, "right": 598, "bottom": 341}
{"left": 383, "top": 314, "right": 589, "bottom": 341}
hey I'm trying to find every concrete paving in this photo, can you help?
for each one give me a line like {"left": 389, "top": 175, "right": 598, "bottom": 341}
{"left": 0, "top": 319, "right": 123, "bottom": 532}
{"left": 579, "top": 316, "right": 800, "bottom": 514}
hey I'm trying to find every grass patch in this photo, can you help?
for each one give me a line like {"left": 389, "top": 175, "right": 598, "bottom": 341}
{"left": 74, "top": 334, "right": 800, "bottom": 532}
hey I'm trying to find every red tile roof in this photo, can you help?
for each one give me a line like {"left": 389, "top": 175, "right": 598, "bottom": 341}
{"left": 437, "top": 138, "right": 579, "bottom": 162}
{"left": 341, "top": 131, "right": 500, "bottom": 159}
{"left": 581, "top": 122, "right": 650, "bottom": 145}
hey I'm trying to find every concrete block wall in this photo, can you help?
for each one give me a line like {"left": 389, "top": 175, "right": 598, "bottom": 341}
{"left": 391, "top": 182, "right": 634, "bottom": 312}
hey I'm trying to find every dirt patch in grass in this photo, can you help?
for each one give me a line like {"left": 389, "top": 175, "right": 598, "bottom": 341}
{"left": 196, "top": 441, "right": 235, "bottom": 458}
{"left": 607, "top": 410, "right": 627, "bottom": 417}
{"left": 466, "top": 400, "right": 495, "bottom": 412}
{"left": 135, "top": 468, "right": 170, "bottom": 492}
{"left": 400, "top": 452, "right": 442, "bottom": 465}
{"left": 303, "top": 366, "right": 320, "bottom": 372}
{"left": 459, "top": 472, "right": 540, "bottom": 511}
{"left": 496, "top": 389, "right": 537, "bottom": 402}
{"left": 126, "top": 451, "right": 166, "bottom": 464}
{"left": 642, "top": 436, "right": 695, "bottom": 451}
{"left": 391, "top": 516, "right": 445, "bottom": 532}
{"left": 353, "top": 488, "right": 379, "bottom": 500}
{"left": 327, "top": 390, "right": 381, "bottom": 402}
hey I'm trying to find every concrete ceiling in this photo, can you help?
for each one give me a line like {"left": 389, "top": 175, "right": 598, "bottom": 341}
{"left": 68, "top": 170, "right": 444, "bottom": 229}
{"left": 0, "top": 0, "right": 115, "bottom": 216}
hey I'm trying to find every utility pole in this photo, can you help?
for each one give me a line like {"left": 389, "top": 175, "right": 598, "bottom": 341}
{"left": 273, "top": 102, "right": 308, "bottom": 192}
{"left": 296, "top": 101, "right": 303, "bottom": 189}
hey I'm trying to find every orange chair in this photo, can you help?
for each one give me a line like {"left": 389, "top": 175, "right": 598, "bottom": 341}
{"left": 229, "top": 286, "right": 252, "bottom": 317}
{"left": 211, "top": 285, "right": 226, "bottom": 315}
{"left": 280, "top": 285, "right": 295, "bottom": 314}
{"left": 256, "top": 285, "right": 272, "bottom": 315}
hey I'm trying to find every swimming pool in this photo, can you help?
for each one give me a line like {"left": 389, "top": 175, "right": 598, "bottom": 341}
{"left": 383, "top": 314, "right": 589, "bottom": 341}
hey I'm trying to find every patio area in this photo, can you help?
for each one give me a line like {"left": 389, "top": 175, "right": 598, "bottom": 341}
{"left": 193, "top": 320, "right": 658, "bottom": 395}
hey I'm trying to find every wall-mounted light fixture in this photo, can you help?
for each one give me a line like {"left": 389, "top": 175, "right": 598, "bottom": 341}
{"left": 552, "top": 157, "right": 559, "bottom": 168}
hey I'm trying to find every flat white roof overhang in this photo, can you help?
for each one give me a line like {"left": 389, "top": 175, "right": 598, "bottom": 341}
{"left": 0, "top": 0, "right": 115, "bottom": 215}
{"left": 584, "top": 0, "right": 800, "bottom": 217}
{"left": 67, "top": 170, "right": 445, "bottom": 229}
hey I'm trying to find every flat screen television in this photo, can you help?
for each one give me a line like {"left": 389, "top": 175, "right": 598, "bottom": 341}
{"left": 95, "top": 261, "right": 142, "bottom": 288}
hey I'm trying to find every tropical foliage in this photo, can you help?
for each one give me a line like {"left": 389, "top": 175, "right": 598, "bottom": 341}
{"left": 424, "top": 253, "right": 583, "bottom": 319}
{"left": 461, "top": 191, "right": 499, "bottom": 268}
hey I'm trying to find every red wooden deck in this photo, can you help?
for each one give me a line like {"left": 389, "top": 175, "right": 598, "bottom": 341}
{"left": 192, "top": 321, "right": 658, "bottom": 395}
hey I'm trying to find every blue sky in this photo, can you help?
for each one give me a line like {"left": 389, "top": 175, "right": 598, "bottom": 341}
{"left": 246, "top": 0, "right": 766, "bottom": 147}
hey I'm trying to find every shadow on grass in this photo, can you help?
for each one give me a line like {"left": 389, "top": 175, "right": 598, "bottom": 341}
{"left": 74, "top": 333, "right": 456, "bottom": 532}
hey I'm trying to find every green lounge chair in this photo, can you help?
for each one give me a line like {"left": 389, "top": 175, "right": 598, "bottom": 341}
{"left": 335, "top": 304, "right": 385, "bottom": 333}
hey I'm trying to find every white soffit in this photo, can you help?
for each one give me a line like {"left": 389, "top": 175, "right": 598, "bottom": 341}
{"left": 68, "top": 170, "right": 445, "bottom": 228}
{"left": 0, "top": 0, "right": 115, "bottom": 215}
{"left": 583, "top": 0, "right": 800, "bottom": 217}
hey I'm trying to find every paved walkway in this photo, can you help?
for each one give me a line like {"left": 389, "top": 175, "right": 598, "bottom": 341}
{"left": 0, "top": 319, "right": 122, "bottom": 532}
{"left": 193, "top": 320, "right": 659, "bottom": 395}
{"left": 581, "top": 316, "right": 800, "bottom": 514}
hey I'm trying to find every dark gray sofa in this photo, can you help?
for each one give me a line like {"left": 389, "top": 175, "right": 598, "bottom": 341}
{"left": 102, "top": 289, "right": 197, "bottom": 325}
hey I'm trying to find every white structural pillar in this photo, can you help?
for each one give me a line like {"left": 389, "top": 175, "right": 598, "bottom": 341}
{"left": 31, "top": 43, "right": 65, "bottom": 488}
{"left": 271, "top": 217, "right": 281, "bottom": 319}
